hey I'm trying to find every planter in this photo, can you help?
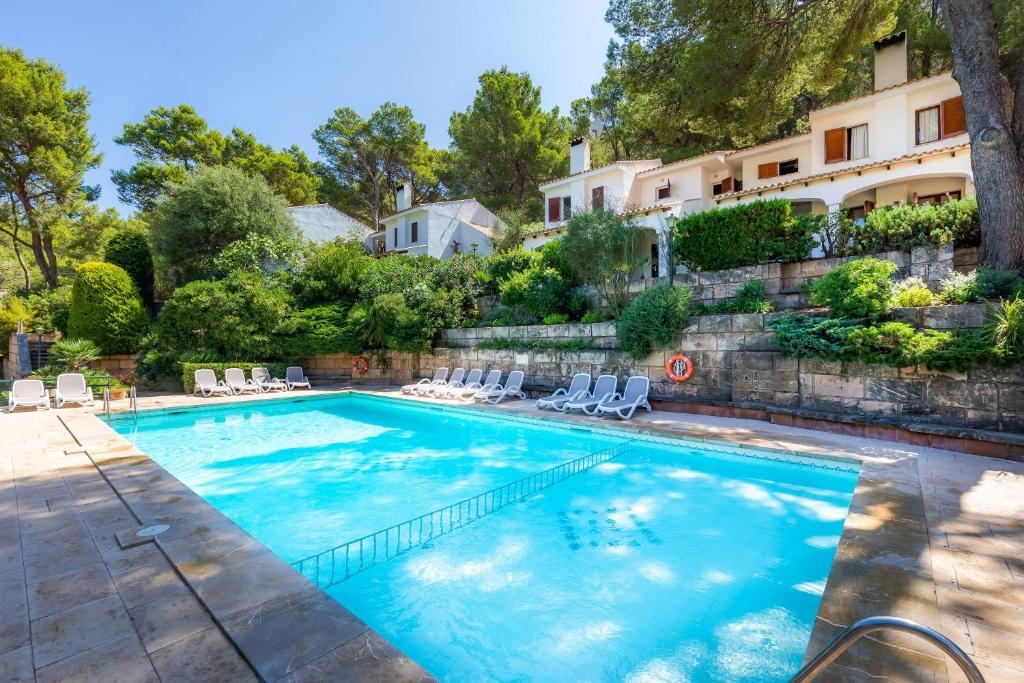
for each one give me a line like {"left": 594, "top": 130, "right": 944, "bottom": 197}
{"left": 109, "top": 387, "right": 127, "bottom": 400}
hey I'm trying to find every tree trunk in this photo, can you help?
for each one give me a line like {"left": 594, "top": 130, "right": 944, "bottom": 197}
{"left": 6, "top": 197, "right": 31, "bottom": 290}
{"left": 16, "top": 188, "right": 59, "bottom": 288}
{"left": 942, "top": 0, "right": 1024, "bottom": 272}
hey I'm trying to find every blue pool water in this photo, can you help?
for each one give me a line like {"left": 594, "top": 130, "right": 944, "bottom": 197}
{"left": 111, "top": 393, "right": 859, "bottom": 682}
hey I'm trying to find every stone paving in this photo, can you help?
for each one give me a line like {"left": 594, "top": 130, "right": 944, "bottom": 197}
{"left": 2, "top": 386, "right": 1022, "bottom": 682}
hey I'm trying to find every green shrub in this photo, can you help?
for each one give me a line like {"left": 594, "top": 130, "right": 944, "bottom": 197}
{"left": 484, "top": 248, "right": 538, "bottom": 292}
{"left": 580, "top": 311, "right": 604, "bottom": 324}
{"left": 104, "top": 229, "right": 155, "bottom": 310}
{"left": 976, "top": 265, "right": 1021, "bottom": 300}
{"left": 25, "top": 286, "right": 72, "bottom": 335}
{"left": 480, "top": 305, "right": 538, "bottom": 327}
{"left": 854, "top": 197, "right": 979, "bottom": 253}
{"left": 561, "top": 210, "right": 648, "bottom": 317}
{"left": 0, "top": 297, "right": 32, "bottom": 336}
{"left": 694, "top": 280, "right": 774, "bottom": 314}
{"left": 279, "top": 304, "right": 359, "bottom": 358}
{"left": 843, "top": 322, "right": 952, "bottom": 367}
{"left": 538, "top": 239, "right": 578, "bottom": 286}
{"left": 938, "top": 271, "right": 980, "bottom": 304}
{"left": 212, "top": 233, "right": 302, "bottom": 277}
{"left": 617, "top": 284, "right": 693, "bottom": 359}
{"left": 891, "top": 277, "right": 934, "bottom": 308}
{"left": 771, "top": 315, "right": 863, "bottom": 360}
{"left": 498, "top": 266, "right": 569, "bottom": 318}
{"left": 181, "top": 362, "right": 287, "bottom": 393}
{"left": 674, "top": 199, "right": 817, "bottom": 271}
{"left": 292, "top": 239, "right": 369, "bottom": 305}
{"left": 810, "top": 258, "right": 895, "bottom": 320}
{"left": 476, "top": 337, "right": 594, "bottom": 351}
{"left": 986, "top": 296, "right": 1024, "bottom": 354}
{"left": 541, "top": 313, "right": 569, "bottom": 325}
{"left": 47, "top": 338, "right": 101, "bottom": 371}
{"left": 67, "top": 262, "right": 149, "bottom": 354}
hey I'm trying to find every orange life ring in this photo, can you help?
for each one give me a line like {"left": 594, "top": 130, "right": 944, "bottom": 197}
{"left": 665, "top": 354, "right": 694, "bottom": 382}
{"left": 352, "top": 357, "right": 369, "bottom": 375}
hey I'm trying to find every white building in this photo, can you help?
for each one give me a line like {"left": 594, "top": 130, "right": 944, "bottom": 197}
{"left": 533, "top": 31, "right": 973, "bottom": 278}
{"left": 367, "top": 183, "right": 499, "bottom": 259}
{"left": 287, "top": 204, "right": 372, "bottom": 244}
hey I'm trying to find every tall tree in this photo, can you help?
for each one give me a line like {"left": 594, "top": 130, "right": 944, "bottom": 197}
{"left": 449, "top": 68, "right": 569, "bottom": 217}
{"left": 0, "top": 48, "right": 102, "bottom": 288}
{"left": 313, "top": 102, "right": 430, "bottom": 227}
{"left": 113, "top": 105, "right": 320, "bottom": 210}
{"left": 941, "top": 0, "right": 1024, "bottom": 270}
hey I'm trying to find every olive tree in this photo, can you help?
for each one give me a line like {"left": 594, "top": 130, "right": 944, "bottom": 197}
{"left": 559, "top": 210, "right": 647, "bottom": 317}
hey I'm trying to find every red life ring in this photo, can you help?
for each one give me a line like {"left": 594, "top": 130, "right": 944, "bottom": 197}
{"left": 352, "top": 357, "right": 369, "bottom": 375}
{"left": 665, "top": 354, "right": 694, "bottom": 382}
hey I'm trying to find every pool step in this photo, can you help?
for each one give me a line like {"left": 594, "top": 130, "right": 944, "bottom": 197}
{"left": 292, "top": 440, "right": 633, "bottom": 588}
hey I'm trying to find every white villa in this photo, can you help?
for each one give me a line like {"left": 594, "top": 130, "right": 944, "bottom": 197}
{"left": 530, "top": 31, "right": 972, "bottom": 279}
{"left": 367, "top": 183, "right": 499, "bottom": 259}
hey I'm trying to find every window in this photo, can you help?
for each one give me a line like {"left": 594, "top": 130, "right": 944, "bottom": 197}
{"left": 779, "top": 158, "right": 799, "bottom": 176}
{"left": 848, "top": 124, "right": 868, "bottom": 160}
{"left": 917, "top": 96, "right": 966, "bottom": 145}
{"left": 410, "top": 221, "right": 418, "bottom": 243}
{"left": 758, "top": 162, "right": 779, "bottom": 179}
{"left": 916, "top": 190, "right": 962, "bottom": 206}
{"left": 650, "top": 243, "right": 659, "bottom": 279}
{"left": 940, "top": 96, "right": 966, "bottom": 138}
{"left": 916, "top": 105, "right": 940, "bottom": 144}
{"left": 547, "top": 196, "right": 561, "bottom": 222}
{"left": 712, "top": 177, "right": 734, "bottom": 195}
{"left": 825, "top": 125, "right": 868, "bottom": 163}
{"left": 592, "top": 186, "right": 604, "bottom": 211}
{"left": 824, "top": 127, "right": 847, "bottom": 164}
{"left": 656, "top": 185, "right": 671, "bottom": 200}
{"left": 562, "top": 196, "right": 571, "bottom": 218}
{"left": 392, "top": 227, "right": 397, "bottom": 247}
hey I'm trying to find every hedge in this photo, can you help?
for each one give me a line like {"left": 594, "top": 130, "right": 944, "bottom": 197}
{"left": 674, "top": 199, "right": 817, "bottom": 271}
{"left": 104, "top": 229, "right": 155, "bottom": 310}
{"left": 181, "top": 362, "right": 288, "bottom": 393}
{"left": 67, "top": 262, "right": 149, "bottom": 355}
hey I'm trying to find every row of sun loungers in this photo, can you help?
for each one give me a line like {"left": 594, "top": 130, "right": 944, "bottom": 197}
{"left": 7, "top": 373, "right": 95, "bottom": 412}
{"left": 193, "top": 367, "right": 311, "bottom": 397}
{"left": 399, "top": 366, "right": 651, "bottom": 419}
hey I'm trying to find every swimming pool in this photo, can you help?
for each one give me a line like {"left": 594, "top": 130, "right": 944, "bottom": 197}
{"left": 110, "top": 393, "right": 859, "bottom": 682}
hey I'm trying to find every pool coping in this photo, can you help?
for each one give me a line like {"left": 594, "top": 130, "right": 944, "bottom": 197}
{"left": 61, "top": 386, "right": 975, "bottom": 680}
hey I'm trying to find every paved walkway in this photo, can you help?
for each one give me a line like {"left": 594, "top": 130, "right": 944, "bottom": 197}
{"left": 1, "top": 387, "right": 1021, "bottom": 681}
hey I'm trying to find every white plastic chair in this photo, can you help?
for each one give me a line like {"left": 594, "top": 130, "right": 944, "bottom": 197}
{"left": 463, "top": 370, "right": 502, "bottom": 401}
{"left": 563, "top": 375, "right": 618, "bottom": 415}
{"left": 478, "top": 370, "right": 527, "bottom": 404}
{"left": 401, "top": 367, "right": 447, "bottom": 394}
{"left": 424, "top": 367, "right": 465, "bottom": 396}
{"left": 225, "top": 367, "right": 261, "bottom": 395}
{"left": 193, "top": 369, "right": 232, "bottom": 397}
{"left": 536, "top": 373, "right": 591, "bottom": 411}
{"left": 439, "top": 368, "right": 482, "bottom": 399}
{"left": 8, "top": 379, "right": 50, "bottom": 412}
{"left": 252, "top": 367, "right": 287, "bottom": 392}
{"left": 595, "top": 376, "right": 652, "bottom": 419}
{"left": 285, "top": 366, "right": 311, "bottom": 390}
{"left": 55, "top": 373, "right": 94, "bottom": 408}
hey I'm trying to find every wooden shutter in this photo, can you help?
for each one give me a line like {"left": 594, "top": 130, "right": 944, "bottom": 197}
{"left": 720, "top": 176, "right": 733, "bottom": 193}
{"left": 547, "top": 196, "right": 561, "bottom": 222}
{"left": 825, "top": 127, "right": 847, "bottom": 164}
{"left": 592, "top": 186, "right": 604, "bottom": 210}
{"left": 940, "top": 96, "right": 966, "bottom": 138}
{"left": 757, "top": 162, "right": 779, "bottom": 179}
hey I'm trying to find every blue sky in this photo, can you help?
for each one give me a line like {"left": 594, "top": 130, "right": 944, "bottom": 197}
{"left": 2, "top": 1, "right": 614, "bottom": 214}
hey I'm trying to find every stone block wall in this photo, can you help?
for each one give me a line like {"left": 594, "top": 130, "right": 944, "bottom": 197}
{"left": 446, "top": 322, "right": 618, "bottom": 349}
{"left": 95, "top": 354, "right": 139, "bottom": 376}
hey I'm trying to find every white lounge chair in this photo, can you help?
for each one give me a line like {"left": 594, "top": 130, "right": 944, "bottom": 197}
{"left": 563, "top": 374, "right": 618, "bottom": 415}
{"left": 55, "top": 373, "right": 94, "bottom": 408}
{"left": 252, "top": 367, "right": 287, "bottom": 392}
{"left": 424, "top": 367, "right": 465, "bottom": 396}
{"left": 8, "top": 379, "right": 50, "bottom": 412}
{"left": 225, "top": 367, "right": 261, "bottom": 395}
{"left": 478, "top": 370, "right": 526, "bottom": 404}
{"left": 438, "top": 368, "right": 482, "bottom": 399}
{"left": 193, "top": 369, "right": 232, "bottom": 397}
{"left": 461, "top": 370, "right": 502, "bottom": 401}
{"left": 285, "top": 366, "right": 311, "bottom": 390}
{"left": 401, "top": 367, "right": 448, "bottom": 394}
{"left": 595, "top": 376, "right": 652, "bottom": 420}
{"left": 536, "top": 373, "right": 591, "bottom": 411}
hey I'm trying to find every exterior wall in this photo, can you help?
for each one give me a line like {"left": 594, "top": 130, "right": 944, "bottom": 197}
{"left": 734, "top": 138, "right": 813, "bottom": 191}
{"left": 95, "top": 354, "right": 139, "bottom": 375}
{"left": 379, "top": 201, "right": 496, "bottom": 259}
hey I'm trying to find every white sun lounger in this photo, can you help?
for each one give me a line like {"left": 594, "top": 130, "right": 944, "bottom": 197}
{"left": 8, "top": 379, "right": 50, "bottom": 411}
{"left": 193, "top": 369, "right": 232, "bottom": 397}
{"left": 462, "top": 370, "right": 502, "bottom": 401}
{"left": 55, "top": 373, "right": 94, "bottom": 408}
{"left": 563, "top": 374, "right": 618, "bottom": 415}
{"left": 225, "top": 367, "right": 261, "bottom": 395}
{"left": 252, "top": 367, "right": 287, "bottom": 392}
{"left": 478, "top": 370, "right": 526, "bottom": 404}
{"left": 401, "top": 367, "right": 448, "bottom": 394}
{"left": 438, "top": 368, "right": 482, "bottom": 399}
{"left": 536, "top": 373, "right": 591, "bottom": 411}
{"left": 424, "top": 367, "right": 465, "bottom": 396}
{"left": 285, "top": 366, "right": 311, "bottom": 390}
{"left": 595, "top": 376, "right": 652, "bottom": 420}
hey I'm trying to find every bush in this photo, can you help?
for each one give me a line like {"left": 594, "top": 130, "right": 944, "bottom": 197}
{"left": 854, "top": 197, "right": 979, "bottom": 254}
{"left": 986, "top": 296, "right": 1024, "bottom": 355}
{"left": 561, "top": 210, "right": 648, "bottom": 317}
{"left": 213, "top": 233, "right": 302, "bottom": 277}
{"left": 342, "top": 293, "right": 431, "bottom": 353}
{"left": 47, "top": 338, "right": 101, "bottom": 371}
{"left": 694, "top": 280, "right": 774, "bottom": 315}
{"left": 976, "top": 265, "right": 1021, "bottom": 300}
{"left": 67, "top": 262, "right": 149, "bottom": 354}
{"left": 279, "top": 304, "right": 358, "bottom": 358}
{"left": 938, "top": 271, "right": 979, "bottom": 304}
{"left": 617, "top": 284, "right": 693, "bottom": 359}
{"left": 0, "top": 297, "right": 32, "bottom": 336}
{"left": 498, "top": 266, "right": 569, "bottom": 318}
{"left": 580, "top": 311, "right": 605, "bottom": 324}
{"left": 541, "top": 313, "right": 569, "bottom": 325}
{"left": 810, "top": 257, "right": 896, "bottom": 320}
{"left": 25, "top": 286, "right": 72, "bottom": 335}
{"left": 485, "top": 248, "right": 538, "bottom": 289}
{"left": 480, "top": 305, "right": 538, "bottom": 327}
{"left": 891, "top": 277, "right": 934, "bottom": 308}
{"left": 538, "top": 239, "right": 578, "bottom": 286}
{"left": 181, "top": 362, "right": 287, "bottom": 393}
{"left": 293, "top": 239, "right": 369, "bottom": 305}
{"left": 149, "top": 165, "right": 297, "bottom": 287}
{"left": 104, "top": 229, "right": 155, "bottom": 310}
{"left": 674, "top": 199, "right": 817, "bottom": 271}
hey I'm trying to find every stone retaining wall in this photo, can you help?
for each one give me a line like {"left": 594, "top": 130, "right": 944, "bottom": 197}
{"left": 96, "top": 354, "right": 139, "bottom": 375}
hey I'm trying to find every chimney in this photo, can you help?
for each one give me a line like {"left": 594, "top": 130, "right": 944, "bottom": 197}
{"left": 873, "top": 31, "right": 908, "bottom": 91}
{"left": 569, "top": 138, "right": 591, "bottom": 175}
{"left": 396, "top": 181, "right": 413, "bottom": 211}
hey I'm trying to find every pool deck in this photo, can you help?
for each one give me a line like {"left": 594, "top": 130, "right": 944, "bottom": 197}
{"left": 2, "top": 385, "right": 1022, "bottom": 682}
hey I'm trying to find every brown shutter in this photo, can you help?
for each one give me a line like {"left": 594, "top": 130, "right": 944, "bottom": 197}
{"left": 547, "top": 196, "right": 561, "bottom": 222}
{"left": 592, "top": 186, "right": 604, "bottom": 210}
{"left": 940, "top": 96, "right": 966, "bottom": 138}
{"left": 824, "top": 127, "right": 847, "bottom": 164}
{"left": 721, "top": 176, "right": 733, "bottom": 193}
{"left": 757, "top": 162, "right": 779, "bottom": 179}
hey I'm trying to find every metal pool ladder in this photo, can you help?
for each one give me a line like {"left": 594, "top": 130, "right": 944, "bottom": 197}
{"left": 790, "top": 616, "right": 985, "bottom": 682}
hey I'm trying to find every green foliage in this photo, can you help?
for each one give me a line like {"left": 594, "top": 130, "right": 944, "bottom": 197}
{"left": 491, "top": 207, "right": 539, "bottom": 253}
{"left": 149, "top": 165, "right": 297, "bottom": 287}
{"left": 976, "top": 265, "right": 1022, "bottom": 300}
{"left": 938, "top": 271, "right": 980, "bottom": 304}
{"left": 181, "top": 362, "right": 287, "bottom": 394}
{"left": 292, "top": 239, "right": 369, "bottom": 305}
{"left": 541, "top": 313, "right": 570, "bottom": 325}
{"left": 617, "top": 284, "right": 693, "bottom": 359}
{"left": 475, "top": 337, "right": 596, "bottom": 352}
{"left": 343, "top": 293, "right": 429, "bottom": 353}
{"left": 693, "top": 280, "right": 774, "bottom": 315}
{"left": 498, "top": 266, "right": 569, "bottom": 318}
{"left": 47, "top": 338, "right": 101, "bottom": 371}
{"left": 674, "top": 200, "right": 817, "bottom": 271}
{"left": 538, "top": 238, "right": 579, "bottom": 286}
{"left": 561, "top": 210, "right": 648, "bottom": 318}
{"left": 484, "top": 248, "right": 539, "bottom": 293}
{"left": 810, "top": 258, "right": 896, "bottom": 320}
{"left": 0, "top": 296, "right": 32, "bottom": 336}
{"left": 580, "top": 311, "right": 605, "bottom": 324}
{"left": 212, "top": 233, "right": 302, "bottom": 277}
{"left": 986, "top": 296, "right": 1024, "bottom": 354}
{"left": 855, "top": 198, "right": 980, "bottom": 254}
{"left": 279, "top": 304, "right": 358, "bottom": 358}
{"left": 104, "top": 229, "right": 155, "bottom": 310}
{"left": 360, "top": 254, "right": 482, "bottom": 333}
{"left": 480, "top": 305, "right": 538, "bottom": 327}
{"left": 891, "top": 277, "right": 934, "bottom": 308}
{"left": 67, "top": 262, "right": 148, "bottom": 354}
